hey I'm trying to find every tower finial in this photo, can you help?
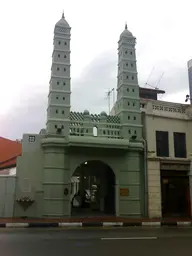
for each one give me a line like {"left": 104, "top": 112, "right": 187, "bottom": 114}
{"left": 125, "top": 22, "right": 127, "bottom": 30}
{"left": 62, "top": 10, "right": 65, "bottom": 19}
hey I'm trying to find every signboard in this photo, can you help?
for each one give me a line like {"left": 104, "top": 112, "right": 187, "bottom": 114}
{"left": 120, "top": 188, "right": 129, "bottom": 196}
{"left": 161, "top": 163, "right": 189, "bottom": 171}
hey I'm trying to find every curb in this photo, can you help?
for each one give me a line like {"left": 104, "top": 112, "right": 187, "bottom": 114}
{"left": 0, "top": 221, "right": 192, "bottom": 228}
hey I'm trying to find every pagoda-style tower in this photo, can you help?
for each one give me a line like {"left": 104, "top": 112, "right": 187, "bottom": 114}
{"left": 46, "top": 12, "right": 71, "bottom": 136}
{"left": 116, "top": 24, "right": 142, "bottom": 139}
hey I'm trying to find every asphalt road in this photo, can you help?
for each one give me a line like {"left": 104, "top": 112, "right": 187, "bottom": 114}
{"left": 1, "top": 227, "right": 192, "bottom": 256}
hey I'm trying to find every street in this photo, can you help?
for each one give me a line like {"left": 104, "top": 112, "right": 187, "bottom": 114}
{"left": 1, "top": 227, "right": 192, "bottom": 256}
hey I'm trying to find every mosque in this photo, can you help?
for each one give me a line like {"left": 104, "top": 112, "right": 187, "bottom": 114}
{"left": 14, "top": 13, "right": 145, "bottom": 218}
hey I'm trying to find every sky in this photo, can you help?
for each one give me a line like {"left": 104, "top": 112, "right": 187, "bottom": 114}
{"left": 0, "top": 0, "right": 191, "bottom": 139}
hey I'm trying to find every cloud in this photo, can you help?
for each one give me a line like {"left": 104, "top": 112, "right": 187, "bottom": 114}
{"left": 0, "top": 49, "right": 190, "bottom": 140}
{"left": 71, "top": 51, "right": 117, "bottom": 112}
{"left": 0, "top": 89, "right": 47, "bottom": 140}
{"left": 0, "top": 51, "right": 117, "bottom": 140}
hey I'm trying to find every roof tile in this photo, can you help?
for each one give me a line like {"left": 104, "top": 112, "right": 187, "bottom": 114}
{"left": 0, "top": 137, "right": 22, "bottom": 169}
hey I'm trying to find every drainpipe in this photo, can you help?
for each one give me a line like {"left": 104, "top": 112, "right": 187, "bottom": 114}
{"left": 140, "top": 137, "right": 148, "bottom": 217}
{"left": 188, "top": 153, "right": 192, "bottom": 217}
{"left": 141, "top": 112, "right": 148, "bottom": 217}
{"left": 132, "top": 136, "right": 148, "bottom": 217}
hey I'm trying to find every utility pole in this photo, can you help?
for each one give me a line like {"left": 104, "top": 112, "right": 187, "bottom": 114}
{"left": 106, "top": 88, "right": 115, "bottom": 114}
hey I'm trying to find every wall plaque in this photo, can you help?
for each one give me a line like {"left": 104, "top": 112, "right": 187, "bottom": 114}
{"left": 120, "top": 188, "right": 129, "bottom": 196}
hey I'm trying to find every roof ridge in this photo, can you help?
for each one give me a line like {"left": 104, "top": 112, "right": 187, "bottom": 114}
{"left": 0, "top": 154, "right": 21, "bottom": 165}
{"left": 0, "top": 137, "right": 21, "bottom": 143}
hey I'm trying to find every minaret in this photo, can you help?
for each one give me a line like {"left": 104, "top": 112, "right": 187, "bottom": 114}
{"left": 116, "top": 24, "right": 142, "bottom": 139}
{"left": 46, "top": 12, "right": 71, "bottom": 136}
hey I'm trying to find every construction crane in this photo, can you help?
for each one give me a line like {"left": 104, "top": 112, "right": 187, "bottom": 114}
{"left": 154, "top": 72, "right": 164, "bottom": 89}
{"left": 144, "top": 66, "right": 155, "bottom": 88}
{"left": 145, "top": 67, "right": 164, "bottom": 90}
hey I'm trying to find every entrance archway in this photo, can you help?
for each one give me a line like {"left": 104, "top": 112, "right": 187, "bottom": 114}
{"left": 70, "top": 160, "right": 115, "bottom": 216}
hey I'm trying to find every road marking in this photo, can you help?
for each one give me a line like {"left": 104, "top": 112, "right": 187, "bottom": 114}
{"left": 177, "top": 222, "right": 191, "bottom": 226}
{"left": 103, "top": 222, "right": 123, "bottom": 227}
{"left": 142, "top": 222, "right": 161, "bottom": 226}
{"left": 101, "top": 237, "right": 158, "bottom": 240}
{"left": 6, "top": 223, "right": 29, "bottom": 228}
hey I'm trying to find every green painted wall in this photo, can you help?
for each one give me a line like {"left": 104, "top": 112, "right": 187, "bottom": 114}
{"left": 118, "top": 151, "right": 142, "bottom": 216}
{"left": 14, "top": 134, "right": 144, "bottom": 218}
{"left": 43, "top": 147, "right": 70, "bottom": 216}
{"left": 14, "top": 134, "right": 44, "bottom": 217}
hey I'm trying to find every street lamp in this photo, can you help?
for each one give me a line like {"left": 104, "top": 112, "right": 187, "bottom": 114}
{"left": 185, "top": 94, "right": 191, "bottom": 102}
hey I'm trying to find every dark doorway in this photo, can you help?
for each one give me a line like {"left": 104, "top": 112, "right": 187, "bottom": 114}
{"left": 161, "top": 170, "right": 190, "bottom": 217}
{"left": 71, "top": 160, "right": 115, "bottom": 216}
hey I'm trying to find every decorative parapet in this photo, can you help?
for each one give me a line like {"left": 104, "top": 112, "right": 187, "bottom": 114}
{"left": 69, "top": 110, "right": 121, "bottom": 139}
{"left": 140, "top": 99, "right": 191, "bottom": 119}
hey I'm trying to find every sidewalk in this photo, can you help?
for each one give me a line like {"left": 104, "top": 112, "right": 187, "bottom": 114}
{"left": 0, "top": 217, "right": 192, "bottom": 228}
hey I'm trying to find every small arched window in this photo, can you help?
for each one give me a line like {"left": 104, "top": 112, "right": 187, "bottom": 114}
{"left": 93, "top": 126, "right": 98, "bottom": 137}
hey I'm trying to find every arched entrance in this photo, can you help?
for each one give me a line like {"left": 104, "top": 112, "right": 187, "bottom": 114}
{"left": 70, "top": 160, "right": 115, "bottom": 216}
